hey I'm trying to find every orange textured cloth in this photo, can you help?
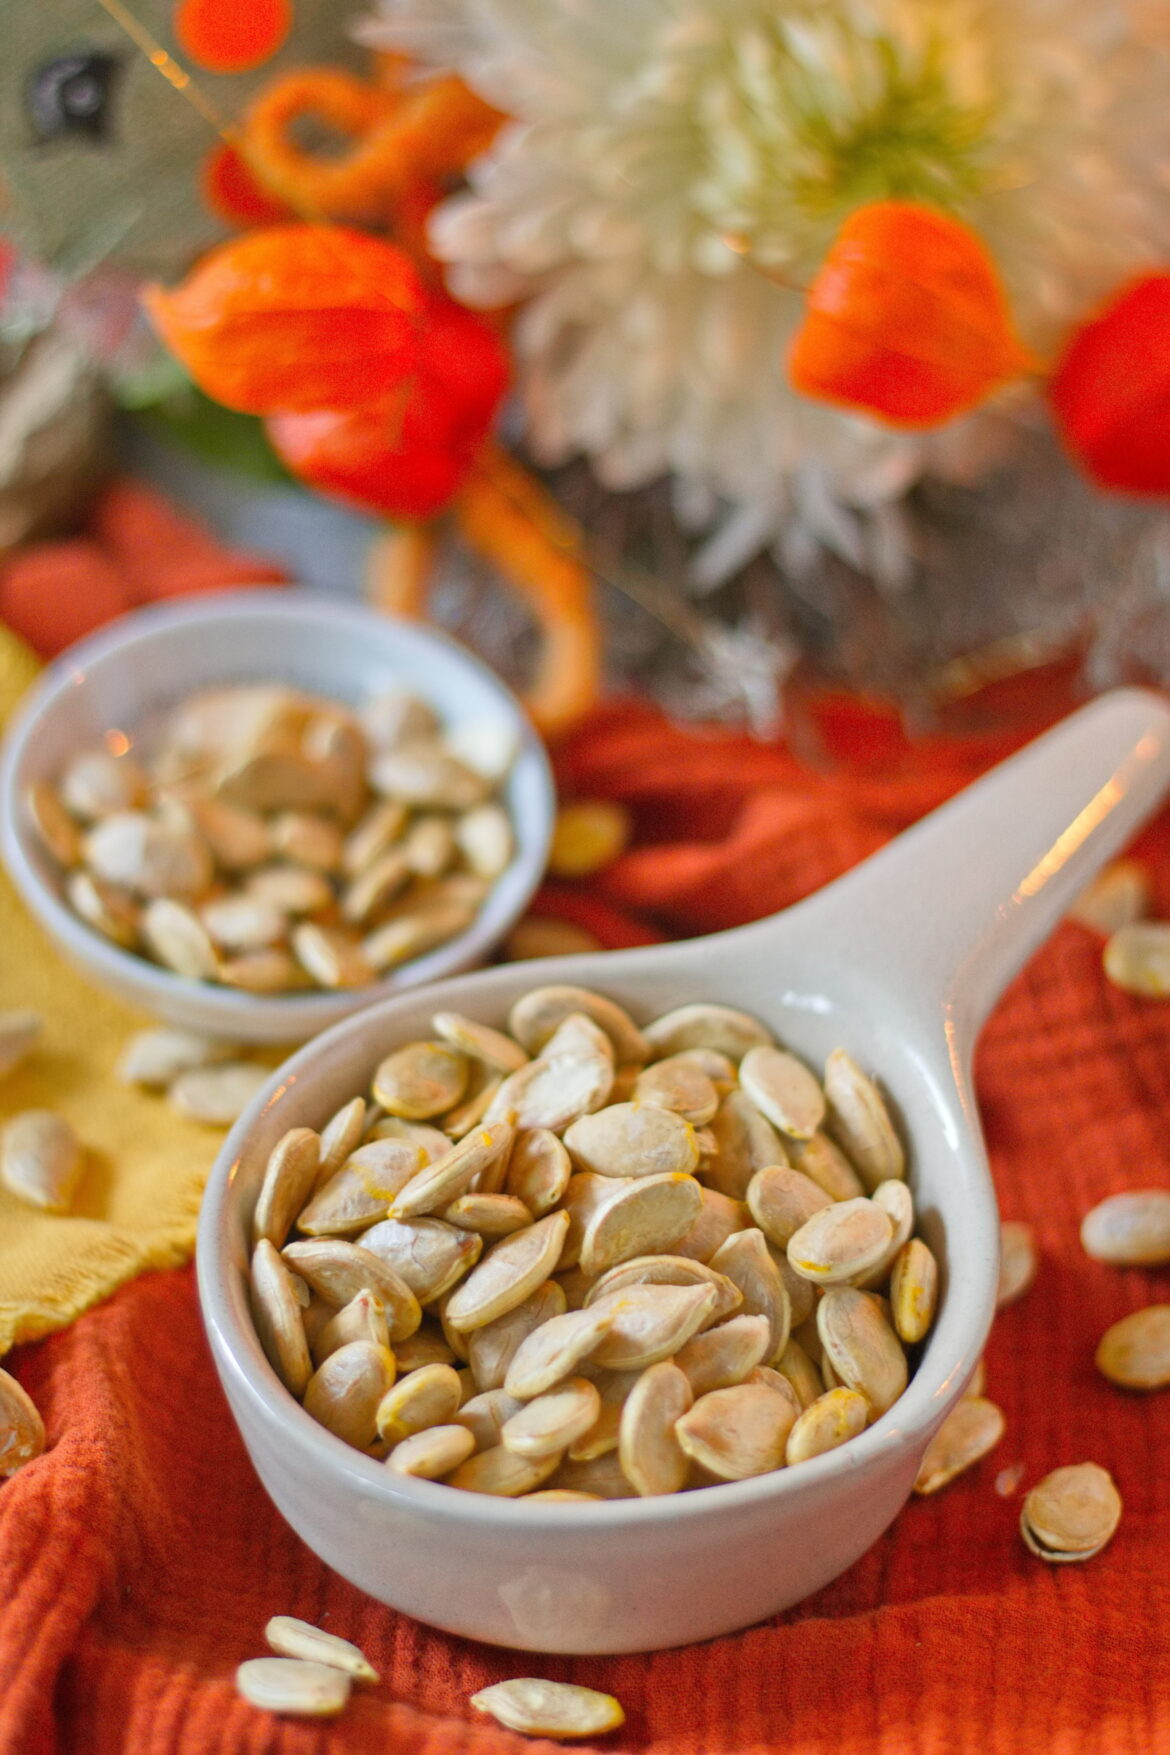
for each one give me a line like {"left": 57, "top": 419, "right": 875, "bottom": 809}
{"left": 5, "top": 691, "right": 1170, "bottom": 1754}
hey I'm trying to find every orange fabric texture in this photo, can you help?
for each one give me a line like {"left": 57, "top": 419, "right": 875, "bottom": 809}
{"left": 5, "top": 691, "right": 1170, "bottom": 1752}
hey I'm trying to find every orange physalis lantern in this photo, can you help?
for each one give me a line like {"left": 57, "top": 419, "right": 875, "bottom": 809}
{"left": 142, "top": 226, "right": 429, "bottom": 413}
{"left": 787, "top": 201, "right": 1032, "bottom": 428}
{"left": 1049, "top": 273, "right": 1170, "bottom": 496}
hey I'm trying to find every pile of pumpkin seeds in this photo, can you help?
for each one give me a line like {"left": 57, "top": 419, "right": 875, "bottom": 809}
{"left": 245, "top": 983, "right": 943, "bottom": 1499}
{"left": 24, "top": 682, "right": 517, "bottom": 993}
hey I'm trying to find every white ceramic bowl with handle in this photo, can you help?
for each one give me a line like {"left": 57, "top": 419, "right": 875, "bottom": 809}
{"left": 0, "top": 592, "right": 554, "bottom": 1042}
{"left": 197, "top": 689, "right": 1170, "bottom": 1653}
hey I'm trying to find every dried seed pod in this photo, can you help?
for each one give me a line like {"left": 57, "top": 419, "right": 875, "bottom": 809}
{"left": 823, "top": 1049, "right": 905, "bottom": 1190}
{"left": 673, "top": 1313, "right": 772, "bottom": 1398}
{"left": 456, "top": 803, "right": 514, "bottom": 880}
{"left": 169, "top": 1061, "right": 271, "bottom": 1126}
{"left": 787, "top": 1198, "right": 894, "bottom": 1286}
{"left": 387, "top": 1121, "right": 513, "bottom": 1218}
{"left": 889, "top": 1238, "right": 938, "bottom": 1343}
{"left": 0, "top": 1366, "right": 46, "bottom": 1476}
{"left": 1, "top": 1110, "right": 84, "bottom": 1212}
{"left": 116, "top": 1027, "right": 236, "bottom": 1089}
{"left": 264, "top": 1617, "right": 379, "bottom": 1683}
{"left": 785, "top": 1387, "right": 868, "bottom": 1466}
{"left": 444, "top": 1211, "right": 571, "bottom": 1332}
{"left": 704, "top": 1090, "right": 788, "bottom": 1200}
{"left": 353, "top": 1217, "right": 482, "bottom": 1304}
{"left": 485, "top": 1052, "right": 614, "bottom": 1134}
{"left": 310, "top": 1288, "right": 390, "bottom": 1368}
{"left": 283, "top": 1239, "right": 422, "bottom": 1341}
{"left": 506, "top": 1128, "right": 572, "bottom": 1216}
{"left": 502, "top": 1377, "right": 601, "bottom": 1460}
{"left": 563, "top": 1103, "right": 699, "bottom": 1180}
{"left": 503, "top": 1301, "right": 616, "bottom": 1400}
{"left": 746, "top": 1166, "right": 832, "bottom": 1248}
{"left": 470, "top": 1677, "right": 625, "bottom": 1740}
{"left": 997, "top": 1220, "right": 1038, "bottom": 1308}
{"left": 675, "top": 1380, "right": 798, "bottom": 1480}
{"left": 1095, "top": 1304, "right": 1170, "bottom": 1388}
{"left": 0, "top": 1010, "right": 42, "bottom": 1081}
{"left": 303, "top": 1340, "right": 397, "bottom": 1448}
{"left": 632, "top": 1057, "right": 719, "bottom": 1125}
{"left": 708, "top": 1228, "right": 791, "bottom": 1361}
{"left": 445, "top": 1443, "right": 562, "bottom": 1496}
{"left": 507, "top": 986, "right": 649, "bottom": 1063}
{"left": 817, "top": 1287, "right": 908, "bottom": 1419}
{"left": 250, "top": 1239, "right": 313, "bottom": 1396}
{"left": 618, "top": 1359, "right": 693, "bottom": 1496}
{"left": 1020, "top": 1463, "right": 1121, "bottom": 1562}
{"left": 236, "top": 1657, "right": 351, "bottom": 1717}
{"left": 590, "top": 1282, "right": 719, "bottom": 1371}
{"left": 252, "top": 1127, "right": 322, "bottom": 1250}
{"left": 579, "top": 1172, "right": 702, "bottom": 1277}
{"left": 386, "top": 1422, "right": 477, "bottom": 1479}
{"left": 372, "top": 1042, "right": 469, "bottom": 1121}
{"left": 1081, "top": 1191, "right": 1170, "bottom": 1265}
{"left": 1103, "top": 921, "right": 1170, "bottom": 996}
{"left": 913, "top": 1396, "right": 1005, "bottom": 1494}
{"left": 431, "top": 1011, "right": 528, "bottom": 1074}
{"left": 376, "top": 1362, "right": 463, "bottom": 1444}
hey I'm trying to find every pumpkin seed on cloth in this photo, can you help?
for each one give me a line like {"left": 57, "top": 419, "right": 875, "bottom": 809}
{"left": 236, "top": 1657, "right": 351, "bottom": 1717}
{"left": 1019, "top": 1463, "right": 1122, "bottom": 1562}
{"left": 1, "top": 1110, "right": 85, "bottom": 1212}
{"left": 0, "top": 1366, "right": 46, "bottom": 1476}
{"left": 1081, "top": 1191, "right": 1170, "bottom": 1265}
{"left": 997, "top": 1220, "right": 1038, "bottom": 1308}
{"left": 1067, "top": 859, "right": 1151, "bottom": 934}
{"left": 470, "top": 1679, "right": 626, "bottom": 1740}
{"left": 913, "top": 1397, "right": 1005, "bottom": 1494}
{"left": 265, "top": 1617, "right": 379, "bottom": 1683}
{"left": 1095, "top": 1305, "right": 1170, "bottom": 1388}
{"left": 1103, "top": 920, "right": 1170, "bottom": 996}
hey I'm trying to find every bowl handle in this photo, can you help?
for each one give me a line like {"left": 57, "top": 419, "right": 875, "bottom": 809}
{"left": 772, "top": 688, "right": 1170, "bottom": 1048}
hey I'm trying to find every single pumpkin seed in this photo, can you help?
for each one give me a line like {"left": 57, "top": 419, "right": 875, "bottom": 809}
{"left": 485, "top": 1053, "right": 614, "bottom": 1134}
{"left": 704, "top": 1090, "right": 788, "bottom": 1199}
{"left": 219, "top": 948, "right": 305, "bottom": 993}
{"left": 739, "top": 1045, "right": 825, "bottom": 1140}
{"left": 264, "top": 1616, "right": 378, "bottom": 1683}
{"left": 590, "top": 1282, "right": 718, "bottom": 1371}
{"left": 387, "top": 1121, "right": 513, "bottom": 1218}
{"left": 235, "top": 1657, "right": 351, "bottom": 1717}
{"left": 785, "top": 1387, "right": 868, "bottom": 1466}
{"left": 675, "top": 1380, "right": 798, "bottom": 1480}
{"left": 470, "top": 1679, "right": 625, "bottom": 1741}
{"left": 386, "top": 1422, "right": 477, "bottom": 1479}
{"left": 787, "top": 1198, "right": 894, "bottom": 1286}
{"left": 632, "top": 1057, "right": 719, "bottom": 1125}
{"left": 746, "top": 1165, "right": 832, "bottom": 1248}
{"left": 817, "top": 1287, "right": 908, "bottom": 1419}
{"left": 373, "top": 1041, "right": 469, "bottom": 1121}
{"left": 456, "top": 803, "right": 514, "bottom": 880}
{"left": 890, "top": 1238, "right": 939, "bottom": 1343}
{"left": 444, "top": 1211, "right": 570, "bottom": 1332}
{"left": 823, "top": 1049, "right": 905, "bottom": 1190}
{"left": 1, "top": 1110, "right": 84, "bottom": 1212}
{"left": 503, "top": 1301, "right": 616, "bottom": 1400}
{"left": 1103, "top": 920, "right": 1170, "bottom": 996}
{"left": 0, "top": 1366, "right": 46, "bottom": 1475}
{"left": 252, "top": 1127, "right": 322, "bottom": 1250}
{"left": 673, "top": 1313, "right": 772, "bottom": 1398}
{"left": 445, "top": 1443, "right": 562, "bottom": 1496}
{"left": 1067, "top": 860, "right": 1151, "bottom": 934}
{"left": 303, "top": 1339, "right": 397, "bottom": 1448}
{"left": 1095, "top": 1304, "right": 1170, "bottom": 1388}
{"left": 1081, "top": 1191, "right": 1170, "bottom": 1265}
{"left": 297, "top": 1144, "right": 423, "bottom": 1237}
{"left": 563, "top": 1103, "right": 699, "bottom": 1180}
{"left": 997, "top": 1220, "right": 1038, "bottom": 1308}
{"left": 586, "top": 1254, "right": 742, "bottom": 1321}
{"left": 643, "top": 1003, "right": 773, "bottom": 1062}
{"left": 788, "top": 1130, "right": 866, "bottom": 1201}
{"left": 250, "top": 1239, "right": 313, "bottom": 1396}
{"left": 913, "top": 1396, "right": 1006, "bottom": 1494}
{"left": 199, "top": 894, "right": 287, "bottom": 952}
{"left": 292, "top": 923, "right": 376, "bottom": 990}
{"left": 116, "top": 1027, "right": 236, "bottom": 1088}
{"left": 442, "top": 1193, "right": 533, "bottom": 1237}
{"left": 357, "top": 1217, "right": 482, "bottom": 1304}
{"left": 454, "top": 1388, "right": 525, "bottom": 1451}
{"left": 503, "top": 918, "right": 603, "bottom": 960}
{"left": 579, "top": 1172, "right": 702, "bottom": 1277}
{"left": 246, "top": 864, "right": 334, "bottom": 915}
{"left": 708, "top": 1228, "right": 791, "bottom": 1360}
{"left": 507, "top": 986, "right": 649, "bottom": 1062}
{"left": 310, "top": 1288, "right": 390, "bottom": 1369}
{"left": 282, "top": 1239, "right": 422, "bottom": 1340}
{"left": 1020, "top": 1463, "right": 1121, "bottom": 1561}
{"left": 376, "top": 1362, "right": 463, "bottom": 1443}
{"left": 618, "top": 1359, "right": 693, "bottom": 1496}
{"left": 432, "top": 1010, "right": 528, "bottom": 1074}
{"left": 502, "top": 1377, "right": 601, "bottom": 1459}
{"left": 506, "top": 1128, "right": 572, "bottom": 1216}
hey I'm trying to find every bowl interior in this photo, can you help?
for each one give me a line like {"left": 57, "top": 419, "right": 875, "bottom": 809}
{"left": 200, "top": 930, "right": 998, "bottom": 1534}
{"left": 1, "top": 592, "right": 554, "bottom": 1035}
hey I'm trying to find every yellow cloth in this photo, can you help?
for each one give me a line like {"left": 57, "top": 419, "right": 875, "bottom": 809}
{"left": 0, "top": 627, "right": 220, "bottom": 1354}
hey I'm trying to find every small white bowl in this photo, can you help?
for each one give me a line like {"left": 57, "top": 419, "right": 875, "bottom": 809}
{"left": 197, "top": 689, "right": 1170, "bottom": 1653}
{"left": 0, "top": 592, "right": 554, "bottom": 1042}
